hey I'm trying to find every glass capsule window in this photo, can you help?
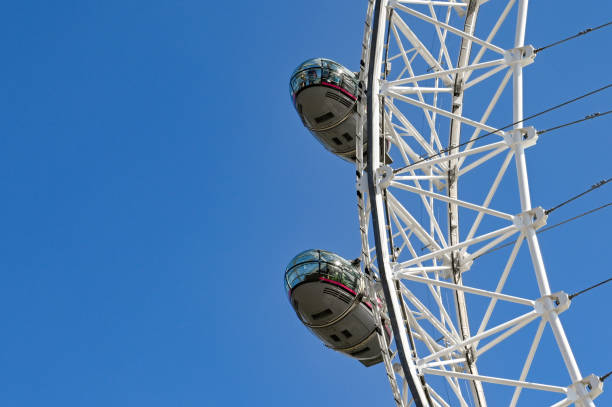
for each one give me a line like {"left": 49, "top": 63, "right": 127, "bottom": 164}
{"left": 287, "top": 250, "right": 319, "bottom": 269}
{"left": 342, "top": 74, "right": 357, "bottom": 95}
{"left": 297, "top": 59, "right": 322, "bottom": 71}
{"left": 328, "top": 72, "right": 342, "bottom": 87}
{"left": 290, "top": 76, "right": 300, "bottom": 93}
{"left": 321, "top": 68, "right": 330, "bottom": 81}
{"left": 305, "top": 68, "right": 321, "bottom": 86}
{"left": 285, "top": 261, "right": 318, "bottom": 294}
{"left": 289, "top": 58, "right": 358, "bottom": 104}
{"left": 285, "top": 250, "right": 362, "bottom": 296}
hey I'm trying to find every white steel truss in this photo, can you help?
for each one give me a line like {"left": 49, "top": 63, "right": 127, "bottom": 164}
{"left": 356, "top": 0, "right": 602, "bottom": 406}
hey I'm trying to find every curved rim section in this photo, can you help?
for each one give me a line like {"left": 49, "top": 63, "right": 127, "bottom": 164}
{"left": 366, "top": 1, "right": 431, "bottom": 406}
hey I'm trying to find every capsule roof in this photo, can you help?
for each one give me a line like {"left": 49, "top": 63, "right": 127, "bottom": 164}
{"left": 289, "top": 58, "right": 358, "bottom": 105}
{"left": 290, "top": 58, "right": 352, "bottom": 77}
{"left": 284, "top": 249, "right": 361, "bottom": 296}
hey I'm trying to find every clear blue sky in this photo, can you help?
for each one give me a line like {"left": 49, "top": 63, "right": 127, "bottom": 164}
{"left": 0, "top": 1, "right": 610, "bottom": 406}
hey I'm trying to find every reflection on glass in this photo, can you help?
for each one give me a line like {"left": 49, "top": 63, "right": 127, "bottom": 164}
{"left": 319, "top": 251, "right": 338, "bottom": 263}
{"left": 342, "top": 74, "right": 356, "bottom": 95}
{"left": 328, "top": 73, "right": 341, "bottom": 87}
{"left": 306, "top": 68, "right": 320, "bottom": 86}
{"left": 286, "top": 261, "right": 319, "bottom": 293}
{"left": 288, "top": 250, "right": 319, "bottom": 269}
{"left": 321, "top": 68, "right": 330, "bottom": 81}
{"left": 290, "top": 77, "right": 300, "bottom": 93}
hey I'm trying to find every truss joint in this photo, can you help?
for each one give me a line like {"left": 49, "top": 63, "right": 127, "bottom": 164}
{"left": 534, "top": 291, "right": 571, "bottom": 320}
{"left": 442, "top": 250, "right": 472, "bottom": 278}
{"left": 513, "top": 206, "right": 547, "bottom": 232}
{"left": 464, "top": 345, "right": 478, "bottom": 367}
{"left": 503, "top": 126, "right": 538, "bottom": 149}
{"left": 567, "top": 374, "right": 603, "bottom": 404}
{"left": 376, "top": 164, "right": 394, "bottom": 189}
{"left": 447, "top": 166, "right": 457, "bottom": 185}
{"left": 504, "top": 45, "right": 536, "bottom": 67}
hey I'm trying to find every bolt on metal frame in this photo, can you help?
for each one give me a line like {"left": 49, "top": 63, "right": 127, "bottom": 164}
{"left": 357, "top": 0, "right": 602, "bottom": 405}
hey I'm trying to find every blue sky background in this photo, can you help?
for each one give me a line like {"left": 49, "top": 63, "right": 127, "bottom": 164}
{"left": 0, "top": 1, "right": 610, "bottom": 406}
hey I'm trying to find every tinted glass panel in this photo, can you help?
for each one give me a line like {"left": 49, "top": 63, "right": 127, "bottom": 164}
{"left": 292, "top": 77, "right": 301, "bottom": 93}
{"left": 293, "top": 58, "right": 322, "bottom": 74}
{"left": 319, "top": 251, "right": 341, "bottom": 264}
{"left": 305, "top": 68, "right": 321, "bottom": 86}
{"left": 328, "top": 73, "right": 341, "bottom": 86}
{"left": 288, "top": 250, "right": 319, "bottom": 269}
{"left": 286, "top": 262, "right": 319, "bottom": 291}
{"left": 321, "top": 68, "right": 330, "bottom": 81}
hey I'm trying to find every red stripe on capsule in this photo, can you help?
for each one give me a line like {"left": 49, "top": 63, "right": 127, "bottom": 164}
{"left": 319, "top": 277, "right": 357, "bottom": 296}
{"left": 320, "top": 81, "right": 357, "bottom": 100}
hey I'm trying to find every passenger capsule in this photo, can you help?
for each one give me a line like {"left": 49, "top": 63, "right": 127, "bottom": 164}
{"left": 290, "top": 58, "right": 360, "bottom": 162}
{"left": 284, "top": 249, "right": 390, "bottom": 366}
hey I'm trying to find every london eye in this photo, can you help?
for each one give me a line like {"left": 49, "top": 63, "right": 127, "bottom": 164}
{"left": 284, "top": 1, "right": 611, "bottom": 406}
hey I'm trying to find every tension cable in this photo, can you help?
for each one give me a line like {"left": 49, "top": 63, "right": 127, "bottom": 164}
{"left": 537, "top": 110, "right": 612, "bottom": 136}
{"left": 601, "top": 370, "right": 612, "bottom": 382}
{"left": 534, "top": 21, "right": 612, "bottom": 53}
{"left": 569, "top": 277, "right": 612, "bottom": 300}
{"left": 393, "top": 83, "right": 612, "bottom": 174}
{"left": 546, "top": 177, "right": 612, "bottom": 215}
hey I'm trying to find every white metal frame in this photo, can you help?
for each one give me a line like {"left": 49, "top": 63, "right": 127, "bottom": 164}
{"left": 357, "top": 0, "right": 602, "bottom": 405}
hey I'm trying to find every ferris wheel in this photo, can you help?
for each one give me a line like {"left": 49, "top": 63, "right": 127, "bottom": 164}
{"left": 285, "top": 0, "right": 610, "bottom": 406}
{"left": 354, "top": 0, "right": 604, "bottom": 406}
